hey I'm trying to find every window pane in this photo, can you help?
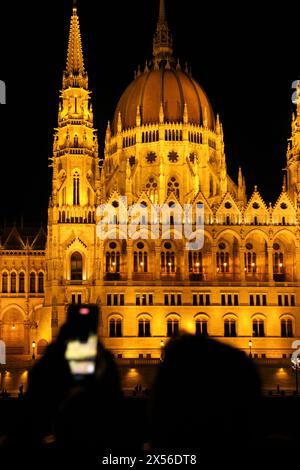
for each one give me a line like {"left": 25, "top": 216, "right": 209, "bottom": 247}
{"left": 71, "top": 252, "right": 83, "bottom": 280}
{"left": 19, "top": 273, "right": 25, "bottom": 293}
{"left": 109, "top": 320, "right": 115, "bottom": 337}
{"left": 116, "top": 320, "right": 122, "bottom": 337}
{"left": 30, "top": 273, "right": 36, "bottom": 293}
{"left": 167, "top": 320, "right": 172, "bottom": 337}
{"left": 138, "top": 320, "right": 144, "bottom": 337}
{"left": 145, "top": 321, "right": 151, "bottom": 337}
{"left": 38, "top": 273, "right": 44, "bottom": 293}
{"left": 281, "top": 320, "right": 286, "bottom": 337}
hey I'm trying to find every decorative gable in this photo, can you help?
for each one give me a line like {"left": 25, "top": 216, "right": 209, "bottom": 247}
{"left": 216, "top": 192, "right": 242, "bottom": 225}
{"left": 244, "top": 187, "right": 269, "bottom": 225}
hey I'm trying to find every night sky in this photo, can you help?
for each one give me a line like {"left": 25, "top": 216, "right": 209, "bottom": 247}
{"left": 0, "top": 0, "right": 298, "bottom": 226}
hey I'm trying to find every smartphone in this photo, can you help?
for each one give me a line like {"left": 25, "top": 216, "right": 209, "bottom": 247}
{"left": 64, "top": 304, "right": 99, "bottom": 379}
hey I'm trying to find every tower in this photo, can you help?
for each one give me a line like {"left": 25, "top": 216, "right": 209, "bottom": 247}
{"left": 287, "top": 83, "right": 300, "bottom": 207}
{"left": 45, "top": 3, "right": 101, "bottom": 337}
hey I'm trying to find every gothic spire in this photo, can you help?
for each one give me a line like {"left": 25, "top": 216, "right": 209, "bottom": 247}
{"left": 63, "top": 2, "right": 88, "bottom": 89}
{"left": 153, "top": 0, "right": 173, "bottom": 63}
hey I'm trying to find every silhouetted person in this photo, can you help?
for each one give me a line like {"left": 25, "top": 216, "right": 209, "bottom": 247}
{"left": 2, "top": 322, "right": 127, "bottom": 459}
{"left": 149, "top": 334, "right": 262, "bottom": 461}
{"left": 18, "top": 384, "right": 24, "bottom": 399}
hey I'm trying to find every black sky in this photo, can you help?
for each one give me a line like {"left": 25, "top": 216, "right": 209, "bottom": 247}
{"left": 0, "top": 0, "right": 298, "bottom": 225}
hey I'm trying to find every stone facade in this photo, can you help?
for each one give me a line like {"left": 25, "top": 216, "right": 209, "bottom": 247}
{"left": 1, "top": 1, "right": 300, "bottom": 365}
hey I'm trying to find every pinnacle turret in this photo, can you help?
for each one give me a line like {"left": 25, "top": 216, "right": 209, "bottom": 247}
{"left": 153, "top": 0, "right": 173, "bottom": 63}
{"left": 63, "top": 3, "right": 88, "bottom": 89}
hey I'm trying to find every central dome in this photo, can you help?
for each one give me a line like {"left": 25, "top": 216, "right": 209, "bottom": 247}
{"left": 113, "top": 65, "right": 215, "bottom": 134}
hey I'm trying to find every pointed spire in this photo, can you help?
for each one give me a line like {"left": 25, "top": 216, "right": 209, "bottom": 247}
{"left": 63, "top": 3, "right": 88, "bottom": 89}
{"left": 238, "top": 167, "right": 243, "bottom": 187}
{"left": 203, "top": 107, "right": 208, "bottom": 128}
{"left": 153, "top": 0, "right": 173, "bottom": 62}
{"left": 296, "top": 80, "right": 300, "bottom": 118}
{"left": 105, "top": 121, "right": 111, "bottom": 144}
{"left": 159, "top": 0, "right": 166, "bottom": 23}
{"left": 183, "top": 103, "right": 188, "bottom": 124}
{"left": 136, "top": 105, "right": 141, "bottom": 127}
{"left": 117, "top": 112, "right": 122, "bottom": 133}
{"left": 216, "top": 114, "right": 221, "bottom": 135}
{"left": 159, "top": 102, "right": 164, "bottom": 124}
{"left": 282, "top": 174, "right": 287, "bottom": 191}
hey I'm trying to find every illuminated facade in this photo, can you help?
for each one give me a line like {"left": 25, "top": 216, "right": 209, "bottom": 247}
{"left": 1, "top": 1, "right": 300, "bottom": 365}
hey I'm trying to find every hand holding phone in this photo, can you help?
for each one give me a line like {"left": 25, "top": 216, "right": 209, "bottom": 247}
{"left": 64, "top": 304, "right": 99, "bottom": 379}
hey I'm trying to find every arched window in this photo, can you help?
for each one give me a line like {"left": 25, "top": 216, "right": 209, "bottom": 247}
{"left": 73, "top": 171, "right": 80, "bottom": 205}
{"left": 244, "top": 250, "right": 257, "bottom": 273}
{"left": 74, "top": 135, "right": 79, "bottom": 147}
{"left": 195, "top": 319, "right": 208, "bottom": 336}
{"left": 38, "top": 272, "right": 44, "bottom": 293}
{"left": 252, "top": 319, "right": 265, "bottom": 337}
{"left": 10, "top": 272, "right": 16, "bottom": 294}
{"left": 167, "top": 177, "right": 180, "bottom": 199}
{"left": 134, "top": 241, "right": 148, "bottom": 273}
{"left": 138, "top": 318, "right": 151, "bottom": 337}
{"left": 167, "top": 318, "right": 179, "bottom": 337}
{"left": 30, "top": 272, "right": 36, "bottom": 293}
{"left": 19, "top": 272, "right": 25, "bottom": 293}
{"left": 188, "top": 252, "right": 203, "bottom": 273}
{"left": 71, "top": 252, "right": 83, "bottom": 280}
{"left": 146, "top": 177, "right": 158, "bottom": 203}
{"left": 224, "top": 318, "right": 237, "bottom": 337}
{"left": 281, "top": 318, "right": 293, "bottom": 337}
{"left": 2, "top": 272, "right": 8, "bottom": 293}
{"left": 109, "top": 318, "right": 122, "bottom": 337}
{"left": 105, "top": 242, "right": 120, "bottom": 273}
{"left": 274, "top": 251, "right": 284, "bottom": 274}
{"left": 161, "top": 241, "right": 176, "bottom": 274}
{"left": 217, "top": 243, "right": 229, "bottom": 273}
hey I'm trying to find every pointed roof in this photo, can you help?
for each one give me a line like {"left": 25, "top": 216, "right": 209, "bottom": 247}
{"left": 63, "top": 3, "right": 88, "bottom": 89}
{"left": 0, "top": 225, "right": 47, "bottom": 251}
{"left": 245, "top": 187, "right": 269, "bottom": 212}
{"left": 216, "top": 192, "right": 242, "bottom": 217}
{"left": 31, "top": 226, "right": 47, "bottom": 250}
{"left": 3, "top": 226, "right": 25, "bottom": 250}
{"left": 153, "top": 0, "right": 173, "bottom": 62}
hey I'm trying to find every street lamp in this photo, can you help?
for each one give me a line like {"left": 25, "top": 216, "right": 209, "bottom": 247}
{"left": 291, "top": 356, "right": 300, "bottom": 395}
{"left": 248, "top": 339, "right": 253, "bottom": 358}
{"left": 32, "top": 340, "right": 36, "bottom": 360}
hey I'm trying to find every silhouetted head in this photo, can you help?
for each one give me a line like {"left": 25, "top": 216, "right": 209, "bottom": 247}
{"left": 150, "top": 334, "right": 261, "bottom": 454}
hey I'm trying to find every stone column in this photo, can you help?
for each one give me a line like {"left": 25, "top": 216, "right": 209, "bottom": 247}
{"left": 295, "top": 247, "right": 300, "bottom": 282}
{"left": 239, "top": 245, "right": 246, "bottom": 281}
{"left": 267, "top": 245, "right": 274, "bottom": 282}
{"left": 155, "top": 241, "right": 161, "bottom": 280}
{"left": 211, "top": 243, "right": 217, "bottom": 280}
{"left": 127, "top": 239, "right": 133, "bottom": 281}
{"left": 23, "top": 319, "right": 31, "bottom": 355}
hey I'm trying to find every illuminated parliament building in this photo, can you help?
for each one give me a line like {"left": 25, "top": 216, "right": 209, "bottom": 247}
{"left": 1, "top": 1, "right": 300, "bottom": 370}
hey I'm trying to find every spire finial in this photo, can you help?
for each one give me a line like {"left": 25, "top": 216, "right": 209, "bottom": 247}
{"left": 63, "top": 2, "right": 87, "bottom": 89}
{"left": 159, "top": 0, "right": 166, "bottom": 23}
{"left": 282, "top": 174, "right": 287, "bottom": 191}
{"left": 153, "top": 0, "right": 173, "bottom": 62}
